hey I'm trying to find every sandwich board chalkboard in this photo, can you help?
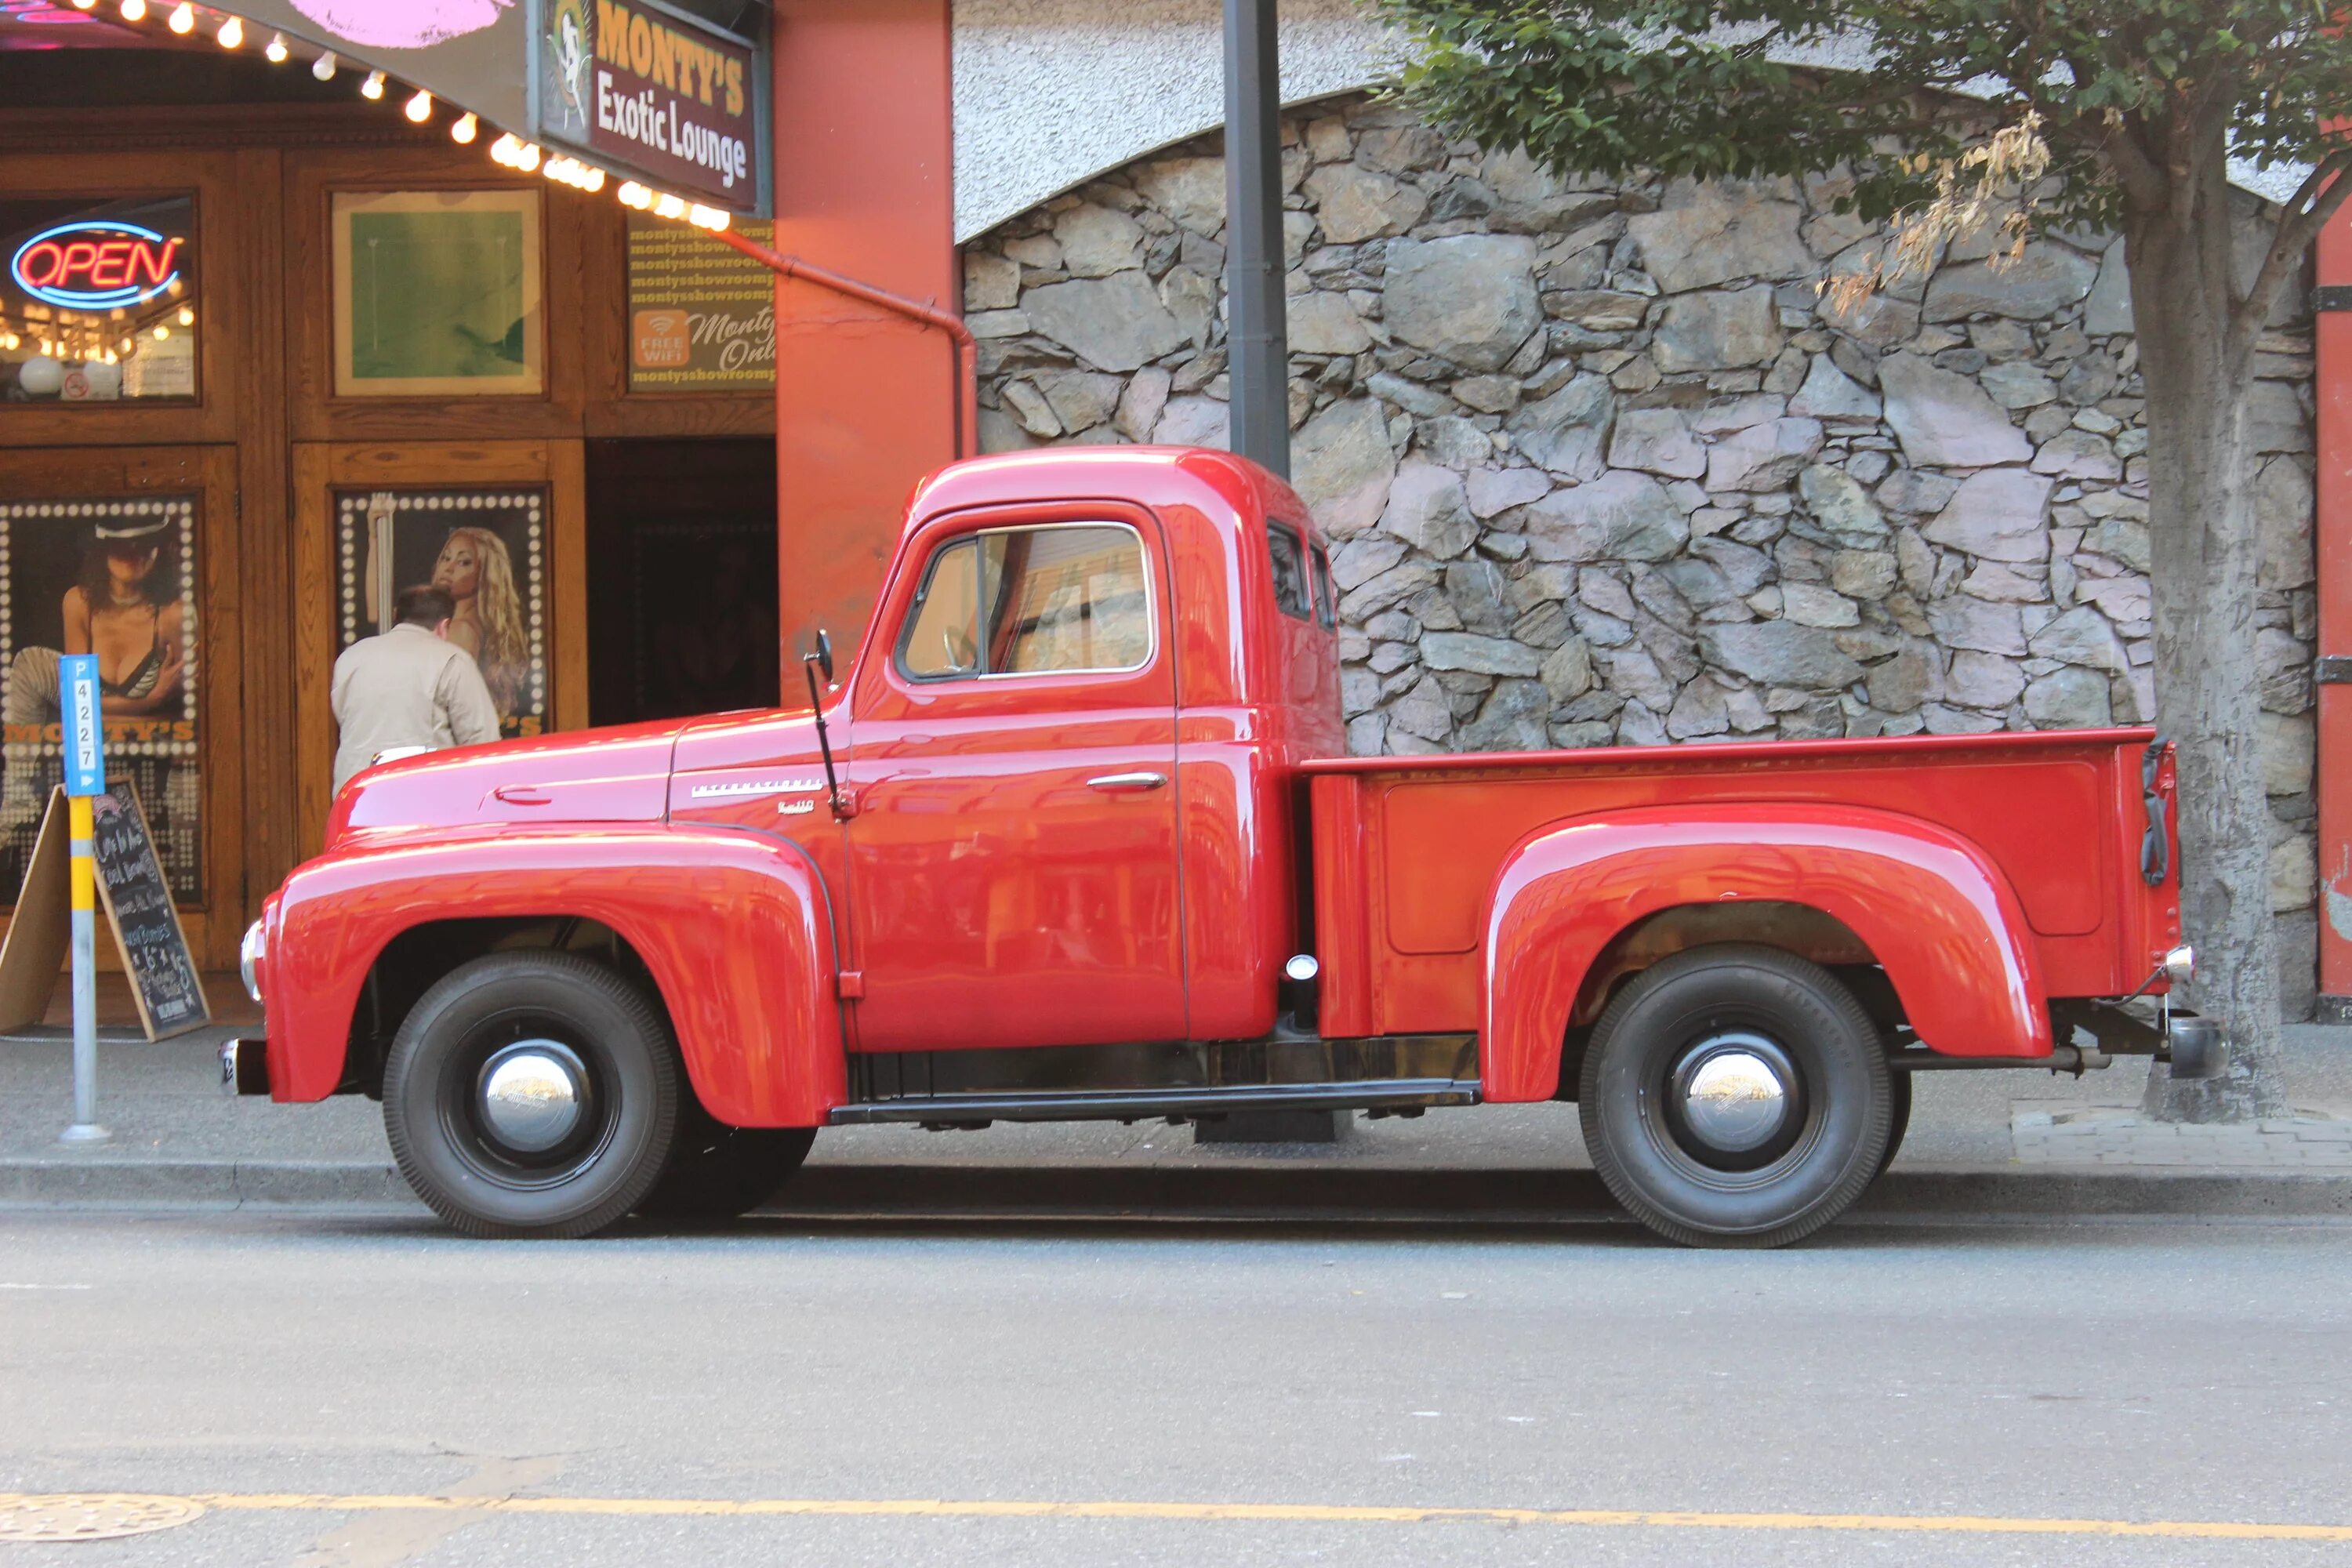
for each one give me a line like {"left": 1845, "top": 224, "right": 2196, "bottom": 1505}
{"left": 0, "top": 782, "right": 209, "bottom": 1040}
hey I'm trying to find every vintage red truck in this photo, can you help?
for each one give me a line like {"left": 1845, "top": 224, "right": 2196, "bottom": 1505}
{"left": 227, "top": 446, "right": 2218, "bottom": 1247}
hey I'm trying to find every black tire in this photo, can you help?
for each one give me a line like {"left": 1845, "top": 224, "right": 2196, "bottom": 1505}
{"left": 1579, "top": 944, "right": 1893, "bottom": 1249}
{"left": 1878, "top": 1068, "right": 1913, "bottom": 1177}
{"left": 639, "top": 1101, "right": 815, "bottom": 1220}
{"left": 383, "top": 951, "right": 681, "bottom": 1240}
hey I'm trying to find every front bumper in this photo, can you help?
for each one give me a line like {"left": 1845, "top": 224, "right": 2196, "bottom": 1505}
{"left": 219, "top": 1037, "right": 270, "bottom": 1097}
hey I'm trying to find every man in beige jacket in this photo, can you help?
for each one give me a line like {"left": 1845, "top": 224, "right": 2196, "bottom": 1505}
{"left": 331, "top": 584, "right": 503, "bottom": 791}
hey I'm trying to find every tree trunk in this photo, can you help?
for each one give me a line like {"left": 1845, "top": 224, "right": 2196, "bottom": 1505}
{"left": 2128, "top": 165, "right": 2290, "bottom": 1123}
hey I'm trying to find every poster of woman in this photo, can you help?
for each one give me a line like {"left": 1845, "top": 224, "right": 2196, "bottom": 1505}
{"left": 0, "top": 496, "right": 202, "bottom": 902}
{"left": 338, "top": 488, "right": 546, "bottom": 738}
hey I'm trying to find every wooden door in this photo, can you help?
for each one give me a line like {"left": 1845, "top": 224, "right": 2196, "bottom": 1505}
{"left": 292, "top": 441, "right": 587, "bottom": 854}
{"left": 0, "top": 444, "right": 244, "bottom": 969}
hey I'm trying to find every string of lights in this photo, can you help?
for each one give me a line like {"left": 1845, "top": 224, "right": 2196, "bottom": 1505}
{"left": 5, "top": 1, "right": 737, "bottom": 376}
{"left": 64, "top": 0, "right": 733, "bottom": 234}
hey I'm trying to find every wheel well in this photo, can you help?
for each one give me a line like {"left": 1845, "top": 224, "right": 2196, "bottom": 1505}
{"left": 341, "top": 916, "right": 662, "bottom": 1098}
{"left": 1551, "top": 904, "right": 1904, "bottom": 1100}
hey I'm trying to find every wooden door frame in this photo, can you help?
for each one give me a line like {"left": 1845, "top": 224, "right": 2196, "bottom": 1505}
{"left": 292, "top": 439, "right": 587, "bottom": 853}
{"left": 0, "top": 443, "right": 245, "bottom": 970}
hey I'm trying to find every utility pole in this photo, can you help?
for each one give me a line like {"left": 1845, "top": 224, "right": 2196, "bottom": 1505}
{"left": 1222, "top": 0, "right": 1290, "bottom": 477}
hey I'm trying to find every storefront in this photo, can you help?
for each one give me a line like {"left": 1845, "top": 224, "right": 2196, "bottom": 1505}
{"left": 0, "top": 5, "right": 782, "bottom": 967}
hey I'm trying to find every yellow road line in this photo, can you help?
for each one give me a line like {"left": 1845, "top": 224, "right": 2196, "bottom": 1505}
{"left": 12, "top": 1493, "right": 2336, "bottom": 1541}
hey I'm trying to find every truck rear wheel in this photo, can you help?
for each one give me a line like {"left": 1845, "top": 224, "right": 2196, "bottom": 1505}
{"left": 638, "top": 1104, "right": 816, "bottom": 1220}
{"left": 383, "top": 951, "right": 681, "bottom": 1240}
{"left": 1579, "top": 944, "right": 1893, "bottom": 1249}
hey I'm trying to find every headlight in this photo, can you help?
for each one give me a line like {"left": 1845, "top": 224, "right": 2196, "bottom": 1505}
{"left": 2162, "top": 944, "right": 2194, "bottom": 985}
{"left": 240, "top": 918, "right": 267, "bottom": 1003}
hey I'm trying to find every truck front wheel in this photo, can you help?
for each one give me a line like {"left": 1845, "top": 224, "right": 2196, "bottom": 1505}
{"left": 1579, "top": 945, "right": 1893, "bottom": 1249}
{"left": 383, "top": 951, "right": 681, "bottom": 1240}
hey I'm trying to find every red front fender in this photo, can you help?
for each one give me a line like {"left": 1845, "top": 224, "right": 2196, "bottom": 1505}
{"left": 1481, "top": 804, "right": 2049, "bottom": 1103}
{"left": 267, "top": 823, "right": 845, "bottom": 1127}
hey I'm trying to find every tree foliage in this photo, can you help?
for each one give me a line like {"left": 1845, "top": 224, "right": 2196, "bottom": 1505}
{"left": 1381, "top": 1, "right": 2352, "bottom": 336}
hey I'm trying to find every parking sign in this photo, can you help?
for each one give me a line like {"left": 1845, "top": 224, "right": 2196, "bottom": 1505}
{"left": 60, "top": 653, "right": 103, "bottom": 797}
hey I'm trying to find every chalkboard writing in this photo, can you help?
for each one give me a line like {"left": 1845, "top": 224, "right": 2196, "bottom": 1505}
{"left": 89, "top": 780, "right": 208, "bottom": 1039}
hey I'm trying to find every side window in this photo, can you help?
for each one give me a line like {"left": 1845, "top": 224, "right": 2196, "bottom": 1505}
{"left": 1308, "top": 544, "right": 1337, "bottom": 630}
{"left": 1267, "top": 523, "right": 1311, "bottom": 621}
{"left": 898, "top": 523, "right": 1152, "bottom": 681}
{"left": 898, "top": 536, "right": 982, "bottom": 679}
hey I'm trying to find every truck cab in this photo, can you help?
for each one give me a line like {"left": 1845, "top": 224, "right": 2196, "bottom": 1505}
{"left": 237, "top": 448, "right": 2216, "bottom": 1248}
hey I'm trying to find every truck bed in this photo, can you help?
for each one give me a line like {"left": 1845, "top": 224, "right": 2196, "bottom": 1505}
{"left": 1306, "top": 728, "right": 2172, "bottom": 1042}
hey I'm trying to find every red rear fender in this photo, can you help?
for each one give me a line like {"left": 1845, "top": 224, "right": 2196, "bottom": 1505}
{"left": 268, "top": 824, "right": 845, "bottom": 1126}
{"left": 1481, "top": 804, "right": 2049, "bottom": 1102}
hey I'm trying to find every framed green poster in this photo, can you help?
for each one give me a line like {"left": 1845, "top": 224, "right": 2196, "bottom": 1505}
{"left": 330, "top": 190, "right": 545, "bottom": 398}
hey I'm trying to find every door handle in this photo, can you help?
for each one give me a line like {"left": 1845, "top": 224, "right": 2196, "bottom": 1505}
{"left": 1087, "top": 771, "right": 1168, "bottom": 793}
{"left": 492, "top": 786, "right": 553, "bottom": 806}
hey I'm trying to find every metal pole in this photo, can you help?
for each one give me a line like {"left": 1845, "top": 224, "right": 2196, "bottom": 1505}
{"left": 60, "top": 791, "right": 106, "bottom": 1145}
{"left": 60, "top": 651, "right": 106, "bottom": 1145}
{"left": 1223, "top": 0, "right": 1290, "bottom": 477}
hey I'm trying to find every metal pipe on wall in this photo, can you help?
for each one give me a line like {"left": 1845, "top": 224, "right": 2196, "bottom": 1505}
{"left": 713, "top": 225, "right": 978, "bottom": 462}
{"left": 1223, "top": 0, "right": 1290, "bottom": 478}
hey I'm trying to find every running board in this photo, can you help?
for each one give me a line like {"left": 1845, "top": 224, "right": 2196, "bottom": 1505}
{"left": 829, "top": 1078, "right": 1480, "bottom": 1127}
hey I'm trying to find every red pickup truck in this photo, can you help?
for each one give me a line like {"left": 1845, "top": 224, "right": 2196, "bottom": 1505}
{"left": 229, "top": 446, "right": 2216, "bottom": 1247}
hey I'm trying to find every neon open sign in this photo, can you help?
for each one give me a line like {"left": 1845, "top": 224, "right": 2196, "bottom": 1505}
{"left": 9, "top": 221, "right": 184, "bottom": 310}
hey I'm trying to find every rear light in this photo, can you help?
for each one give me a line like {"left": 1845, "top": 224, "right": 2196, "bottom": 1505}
{"left": 2162, "top": 945, "right": 2194, "bottom": 985}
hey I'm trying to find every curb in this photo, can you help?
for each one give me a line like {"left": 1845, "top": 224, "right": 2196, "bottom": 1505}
{"left": 2, "top": 1159, "right": 2348, "bottom": 1220}
{"left": 0, "top": 1158, "right": 413, "bottom": 1209}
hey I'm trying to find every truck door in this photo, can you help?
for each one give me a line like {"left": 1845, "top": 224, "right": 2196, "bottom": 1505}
{"left": 844, "top": 507, "right": 1185, "bottom": 1050}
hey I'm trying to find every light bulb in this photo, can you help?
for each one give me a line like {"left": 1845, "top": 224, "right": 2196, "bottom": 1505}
{"left": 177, "top": 307, "right": 194, "bottom": 327}
{"left": 216, "top": 13, "right": 241, "bottom": 46}
{"left": 516, "top": 142, "right": 541, "bottom": 172}
{"left": 265, "top": 31, "right": 288, "bottom": 62}
{"left": 312, "top": 50, "right": 337, "bottom": 81}
{"left": 689, "top": 205, "right": 730, "bottom": 231}
{"left": 451, "top": 112, "right": 478, "bottom": 145}
{"left": 653, "top": 193, "right": 686, "bottom": 219}
{"left": 581, "top": 167, "right": 606, "bottom": 192}
{"left": 404, "top": 89, "right": 432, "bottom": 123}
{"left": 153, "top": 325, "right": 169, "bottom": 340}
{"left": 71, "top": 0, "right": 96, "bottom": 10}
{"left": 361, "top": 70, "right": 385, "bottom": 100}
{"left": 166, "top": 2, "right": 191, "bottom": 34}
{"left": 119, "top": 0, "right": 147, "bottom": 20}
{"left": 119, "top": 336, "right": 132, "bottom": 351}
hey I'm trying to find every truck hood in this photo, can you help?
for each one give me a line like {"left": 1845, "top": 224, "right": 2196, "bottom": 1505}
{"left": 325, "top": 720, "right": 689, "bottom": 848}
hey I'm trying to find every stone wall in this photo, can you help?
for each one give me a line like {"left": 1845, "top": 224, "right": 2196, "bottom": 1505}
{"left": 960, "top": 94, "right": 2321, "bottom": 1014}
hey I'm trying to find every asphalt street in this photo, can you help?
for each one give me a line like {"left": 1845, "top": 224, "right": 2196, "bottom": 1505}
{"left": 2, "top": 1208, "right": 2348, "bottom": 1566}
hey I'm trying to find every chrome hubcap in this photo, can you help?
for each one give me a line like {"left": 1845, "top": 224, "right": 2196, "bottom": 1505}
{"left": 1679, "top": 1047, "right": 1789, "bottom": 1152}
{"left": 476, "top": 1040, "right": 589, "bottom": 1155}
{"left": 1663, "top": 1030, "right": 1805, "bottom": 1171}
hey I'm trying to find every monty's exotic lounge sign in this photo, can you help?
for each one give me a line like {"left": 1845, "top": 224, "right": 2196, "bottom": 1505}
{"left": 536, "top": 0, "right": 768, "bottom": 215}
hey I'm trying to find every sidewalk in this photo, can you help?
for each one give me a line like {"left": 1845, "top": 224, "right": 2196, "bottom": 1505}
{"left": 2, "top": 1022, "right": 2348, "bottom": 1219}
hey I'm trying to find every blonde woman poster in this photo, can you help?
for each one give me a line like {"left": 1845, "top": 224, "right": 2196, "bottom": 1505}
{"left": 345, "top": 489, "right": 546, "bottom": 739}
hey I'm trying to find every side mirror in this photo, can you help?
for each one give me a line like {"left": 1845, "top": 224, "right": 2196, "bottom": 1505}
{"left": 804, "top": 628, "right": 835, "bottom": 687}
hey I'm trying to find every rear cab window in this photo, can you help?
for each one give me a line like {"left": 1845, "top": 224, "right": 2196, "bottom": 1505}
{"left": 1267, "top": 522, "right": 1312, "bottom": 621}
{"left": 1308, "top": 543, "right": 1336, "bottom": 630}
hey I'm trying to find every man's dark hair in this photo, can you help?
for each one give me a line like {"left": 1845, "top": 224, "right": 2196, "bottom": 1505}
{"left": 394, "top": 584, "right": 456, "bottom": 629}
